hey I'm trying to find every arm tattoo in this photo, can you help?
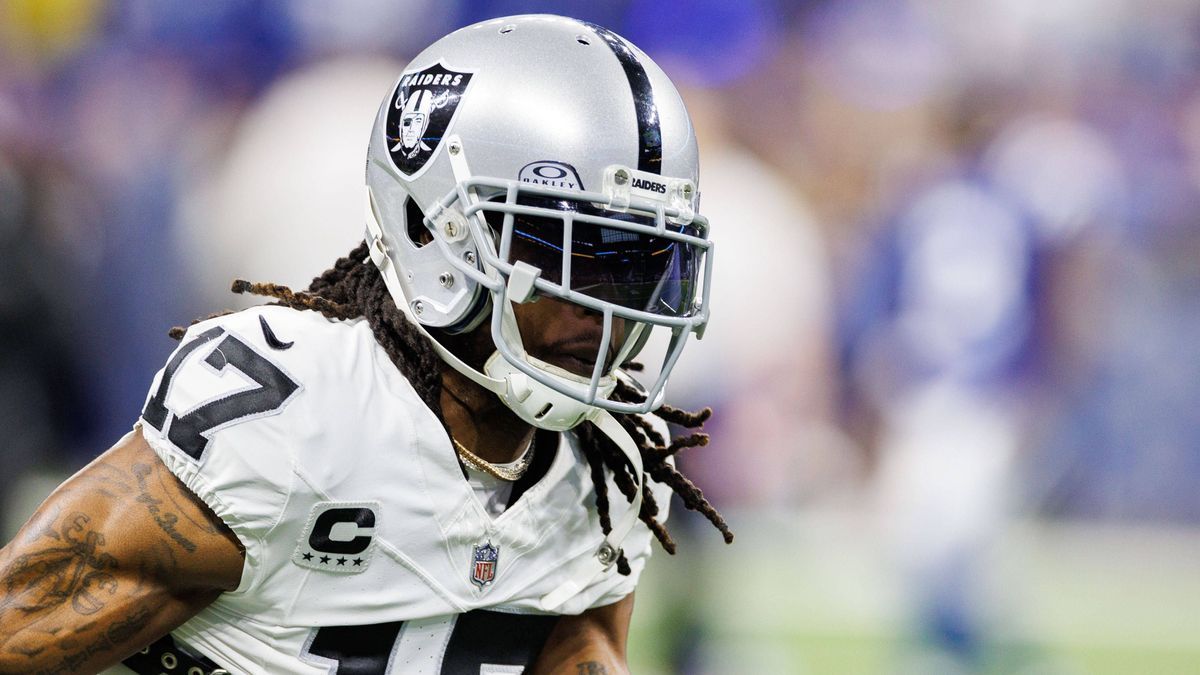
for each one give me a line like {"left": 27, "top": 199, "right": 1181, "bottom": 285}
{"left": 132, "top": 462, "right": 199, "bottom": 553}
{"left": 135, "top": 541, "right": 179, "bottom": 594}
{"left": 576, "top": 662, "right": 609, "bottom": 675}
{"left": 152, "top": 460, "right": 221, "bottom": 536}
{"left": 0, "top": 455, "right": 211, "bottom": 671}
{"left": 28, "top": 606, "right": 152, "bottom": 675}
{"left": 3, "top": 512, "right": 118, "bottom": 617}
{"left": 21, "top": 505, "right": 64, "bottom": 546}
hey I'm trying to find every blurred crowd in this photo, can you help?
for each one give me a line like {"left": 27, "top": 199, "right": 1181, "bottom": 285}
{"left": 2, "top": 0, "right": 1199, "bottom": 671}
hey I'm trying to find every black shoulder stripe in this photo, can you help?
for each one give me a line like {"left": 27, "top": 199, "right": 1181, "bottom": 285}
{"left": 584, "top": 22, "right": 662, "bottom": 175}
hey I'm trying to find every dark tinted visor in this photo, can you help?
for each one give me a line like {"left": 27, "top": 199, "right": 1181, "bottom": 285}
{"left": 483, "top": 196, "right": 702, "bottom": 317}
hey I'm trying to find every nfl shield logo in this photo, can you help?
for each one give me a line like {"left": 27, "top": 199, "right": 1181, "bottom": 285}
{"left": 471, "top": 541, "right": 499, "bottom": 589}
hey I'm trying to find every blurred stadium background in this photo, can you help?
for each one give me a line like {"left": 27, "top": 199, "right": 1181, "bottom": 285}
{"left": 2, "top": 0, "right": 1199, "bottom": 673}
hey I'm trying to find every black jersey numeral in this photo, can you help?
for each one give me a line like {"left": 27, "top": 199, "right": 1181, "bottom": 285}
{"left": 142, "top": 327, "right": 299, "bottom": 460}
{"left": 142, "top": 327, "right": 224, "bottom": 431}
{"left": 304, "top": 621, "right": 405, "bottom": 675}
{"left": 302, "top": 611, "right": 558, "bottom": 674}
{"left": 441, "top": 610, "right": 557, "bottom": 673}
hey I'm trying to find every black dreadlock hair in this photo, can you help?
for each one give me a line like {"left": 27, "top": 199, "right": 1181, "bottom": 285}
{"left": 174, "top": 242, "right": 732, "bottom": 572}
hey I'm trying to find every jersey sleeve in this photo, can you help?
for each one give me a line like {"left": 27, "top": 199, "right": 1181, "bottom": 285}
{"left": 137, "top": 309, "right": 306, "bottom": 594}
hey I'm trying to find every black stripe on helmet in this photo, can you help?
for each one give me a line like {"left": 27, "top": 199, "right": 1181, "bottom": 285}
{"left": 583, "top": 22, "right": 662, "bottom": 175}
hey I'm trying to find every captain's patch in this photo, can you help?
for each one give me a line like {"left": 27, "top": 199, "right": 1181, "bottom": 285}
{"left": 293, "top": 501, "right": 380, "bottom": 574}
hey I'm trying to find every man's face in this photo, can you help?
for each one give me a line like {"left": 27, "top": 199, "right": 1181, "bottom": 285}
{"left": 401, "top": 112, "right": 426, "bottom": 149}
{"left": 513, "top": 295, "right": 627, "bottom": 377}
{"left": 438, "top": 295, "right": 627, "bottom": 381}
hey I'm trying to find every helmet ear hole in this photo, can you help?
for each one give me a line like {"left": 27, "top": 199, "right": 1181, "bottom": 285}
{"left": 405, "top": 197, "right": 432, "bottom": 248}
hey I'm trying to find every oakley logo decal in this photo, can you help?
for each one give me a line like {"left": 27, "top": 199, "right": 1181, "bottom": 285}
{"left": 518, "top": 160, "right": 584, "bottom": 190}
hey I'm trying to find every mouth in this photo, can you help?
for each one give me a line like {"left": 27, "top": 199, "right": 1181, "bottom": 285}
{"left": 542, "top": 351, "right": 599, "bottom": 377}
{"left": 539, "top": 337, "right": 607, "bottom": 377}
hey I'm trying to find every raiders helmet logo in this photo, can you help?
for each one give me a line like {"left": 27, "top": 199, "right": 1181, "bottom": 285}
{"left": 385, "top": 61, "right": 474, "bottom": 177}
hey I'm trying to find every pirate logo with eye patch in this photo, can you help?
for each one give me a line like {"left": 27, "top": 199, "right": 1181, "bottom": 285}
{"left": 385, "top": 61, "right": 474, "bottom": 177}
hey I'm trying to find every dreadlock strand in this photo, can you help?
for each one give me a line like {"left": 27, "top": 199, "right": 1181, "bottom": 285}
{"left": 309, "top": 241, "right": 370, "bottom": 297}
{"left": 591, "top": 373, "right": 734, "bottom": 552}
{"left": 629, "top": 414, "right": 667, "bottom": 448}
{"left": 639, "top": 479, "right": 660, "bottom": 518}
{"left": 356, "top": 275, "right": 444, "bottom": 418}
{"left": 233, "top": 279, "right": 355, "bottom": 320}
{"left": 638, "top": 483, "right": 677, "bottom": 554}
{"left": 602, "top": 446, "right": 639, "bottom": 502}
{"left": 578, "top": 421, "right": 638, "bottom": 503}
{"left": 614, "top": 413, "right": 653, "bottom": 451}
{"left": 612, "top": 379, "right": 647, "bottom": 405}
{"left": 643, "top": 515, "right": 676, "bottom": 555}
{"left": 649, "top": 432, "right": 709, "bottom": 464}
{"left": 654, "top": 404, "right": 713, "bottom": 428}
{"left": 579, "top": 425, "right": 638, "bottom": 576}
{"left": 669, "top": 432, "right": 710, "bottom": 452}
{"left": 585, "top": 444, "right": 616, "bottom": 536}
{"left": 648, "top": 461, "right": 734, "bottom": 544}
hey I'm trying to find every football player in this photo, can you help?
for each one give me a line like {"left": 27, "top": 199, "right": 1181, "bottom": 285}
{"left": 0, "top": 15, "right": 731, "bottom": 674}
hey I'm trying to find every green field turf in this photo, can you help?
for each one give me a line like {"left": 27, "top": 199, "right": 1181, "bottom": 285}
{"left": 628, "top": 511, "right": 1200, "bottom": 674}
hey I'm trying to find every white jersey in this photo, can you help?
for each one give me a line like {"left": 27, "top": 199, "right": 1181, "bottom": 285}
{"left": 125, "top": 306, "right": 670, "bottom": 674}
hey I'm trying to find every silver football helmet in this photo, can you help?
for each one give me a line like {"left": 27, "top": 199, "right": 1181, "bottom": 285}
{"left": 364, "top": 14, "right": 713, "bottom": 432}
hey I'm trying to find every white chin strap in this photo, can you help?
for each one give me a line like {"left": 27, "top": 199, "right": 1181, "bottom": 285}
{"left": 366, "top": 192, "right": 643, "bottom": 609}
{"left": 538, "top": 408, "right": 644, "bottom": 611}
{"left": 483, "top": 351, "right": 617, "bottom": 431}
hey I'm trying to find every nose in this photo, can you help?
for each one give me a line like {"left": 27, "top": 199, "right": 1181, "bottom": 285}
{"left": 562, "top": 300, "right": 626, "bottom": 352}
{"left": 567, "top": 298, "right": 602, "bottom": 322}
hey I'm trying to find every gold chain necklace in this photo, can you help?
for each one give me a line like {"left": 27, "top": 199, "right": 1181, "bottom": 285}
{"left": 452, "top": 437, "right": 535, "bottom": 482}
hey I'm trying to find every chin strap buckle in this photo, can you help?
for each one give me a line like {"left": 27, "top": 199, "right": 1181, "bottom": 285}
{"left": 596, "top": 541, "right": 619, "bottom": 567}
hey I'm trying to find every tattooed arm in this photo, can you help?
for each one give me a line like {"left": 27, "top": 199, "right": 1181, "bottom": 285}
{"left": 0, "top": 431, "right": 244, "bottom": 674}
{"left": 532, "top": 593, "right": 633, "bottom": 675}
